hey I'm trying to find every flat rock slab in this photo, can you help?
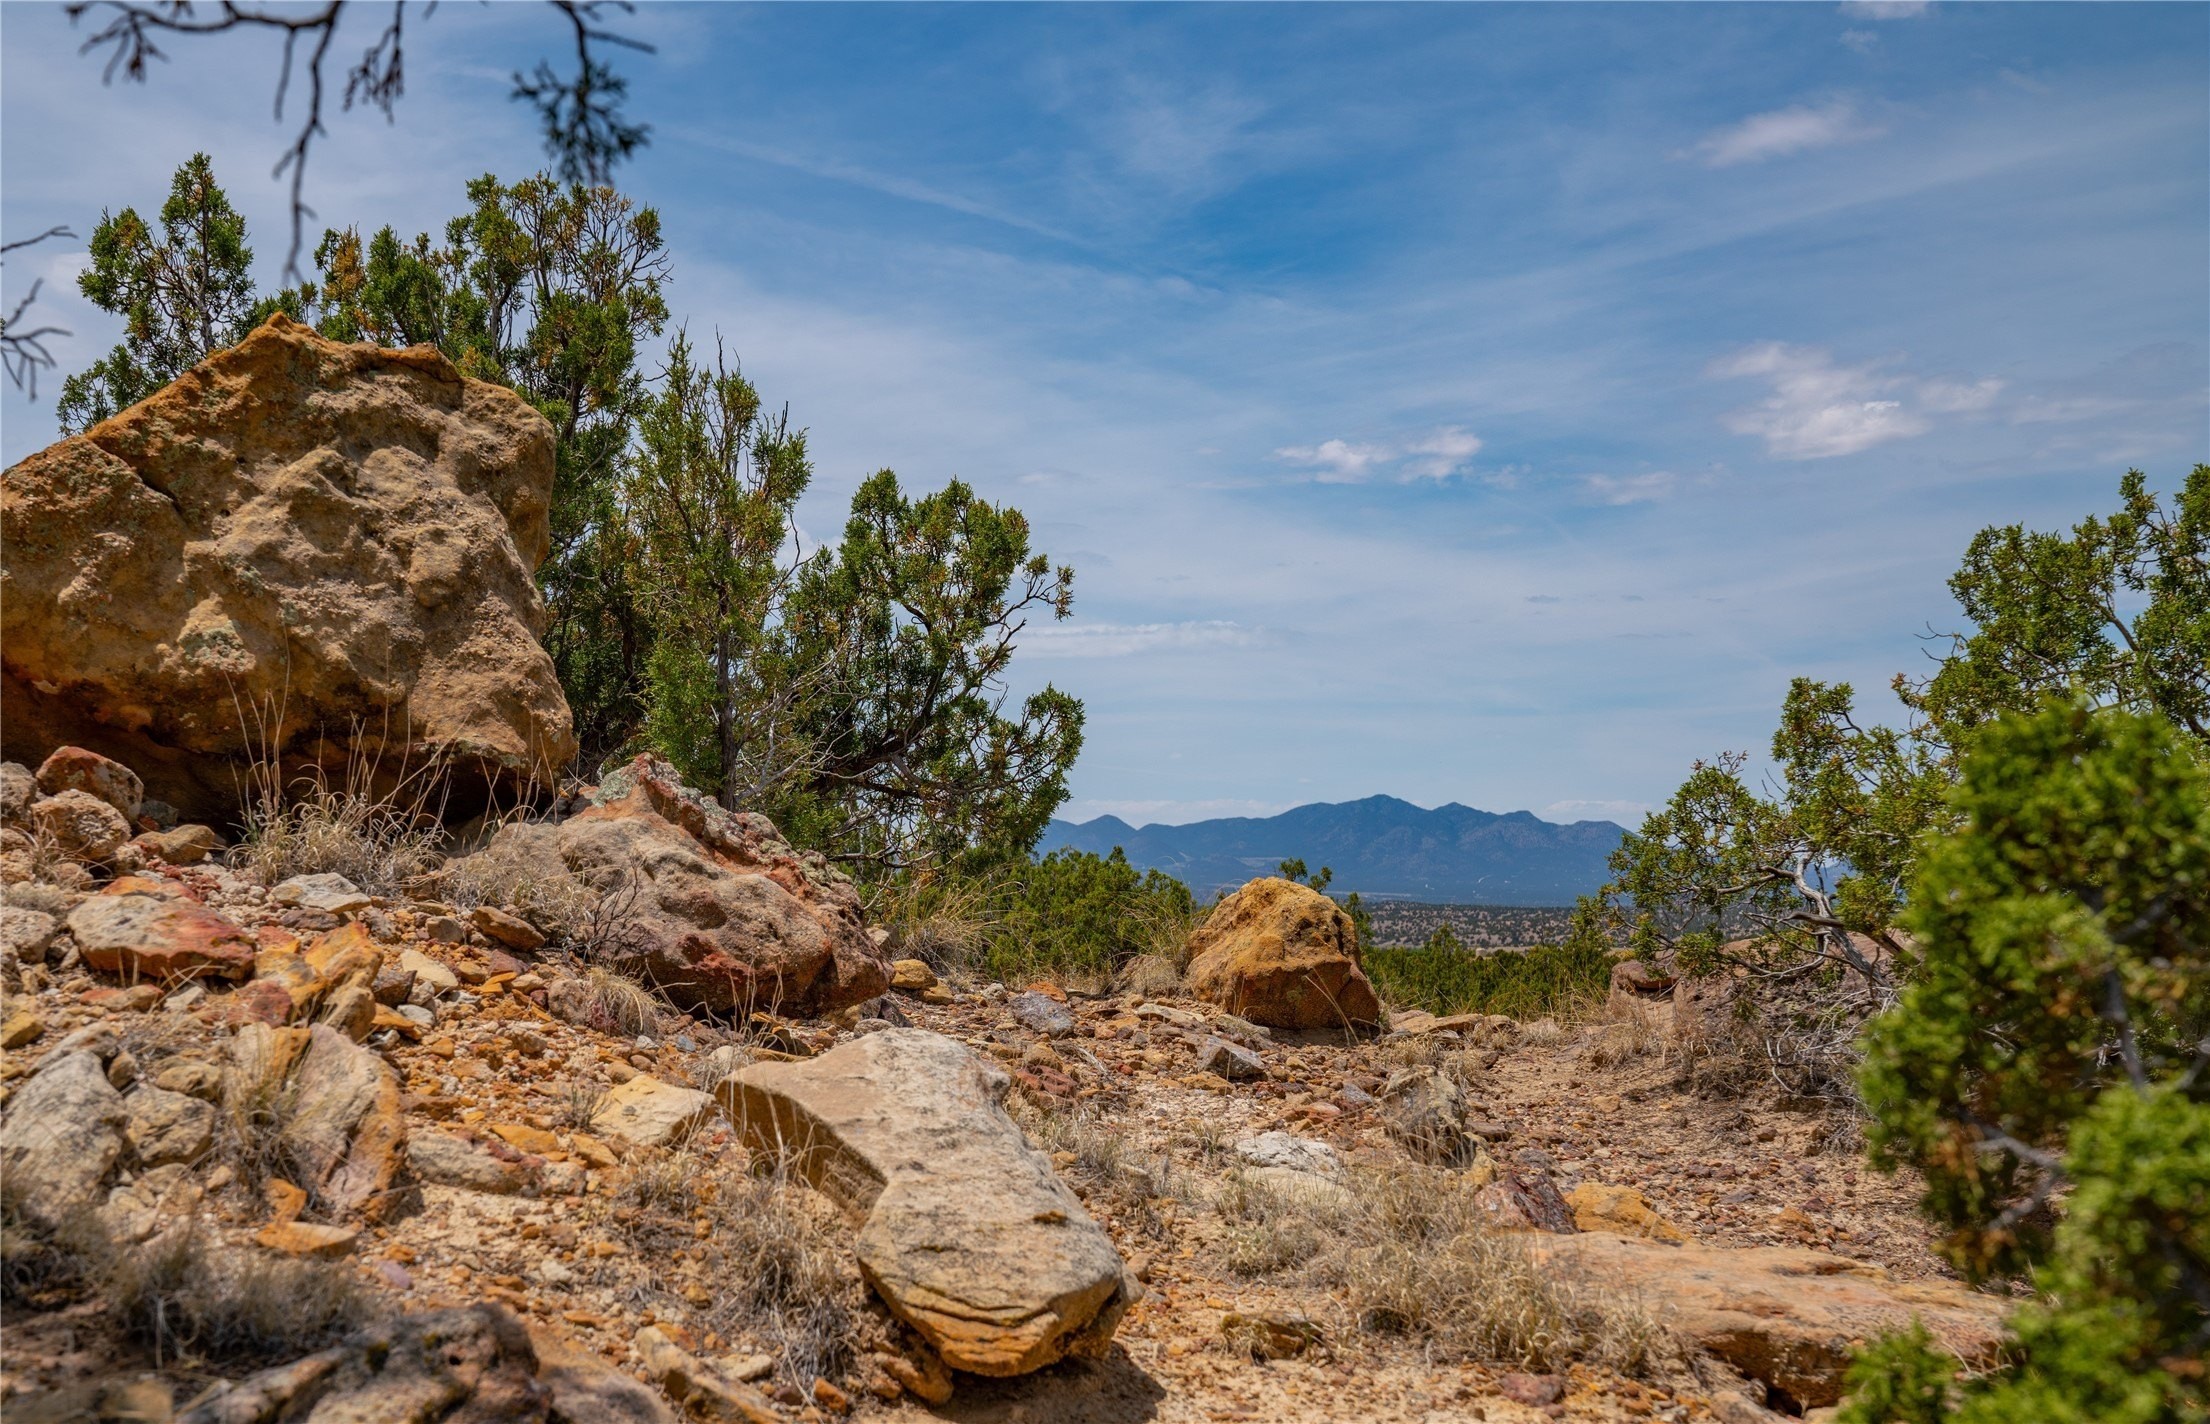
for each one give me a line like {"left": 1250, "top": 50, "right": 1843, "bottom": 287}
{"left": 1534, "top": 1232, "right": 2011, "bottom": 1408}
{"left": 719, "top": 1027, "right": 1131, "bottom": 1377}
{"left": 67, "top": 891, "right": 254, "bottom": 983}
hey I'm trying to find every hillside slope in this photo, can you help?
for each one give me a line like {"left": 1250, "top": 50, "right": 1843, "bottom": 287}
{"left": 1038, "top": 795, "right": 1626, "bottom": 904}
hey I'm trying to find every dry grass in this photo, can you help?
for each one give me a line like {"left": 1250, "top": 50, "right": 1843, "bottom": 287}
{"left": 108, "top": 1220, "right": 371, "bottom": 1367}
{"left": 1581, "top": 996, "right": 1671, "bottom": 1069}
{"left": 1016, "top": 1100, "right": 1189, "bottom": 1237}
{"left": 3, "top": 1185, "right": 370, "bottom": 1369}
{"left": 439, "top": 828, "right": 600, "bottom": 945}
{"left": 554, "top": 1080, "right": 607, "bottom": 1132}
{"left": 235, "top": 781, "right": 443, "bottom": 897}
{"left": 558, "top": 964, "right": 668, "bottom": 1038}
{"left": 701, "top": 1167, "right": 868, "bottom": 1392}
{"left": 1213, "top": 1164, "right": 1679, "bottom": 1376}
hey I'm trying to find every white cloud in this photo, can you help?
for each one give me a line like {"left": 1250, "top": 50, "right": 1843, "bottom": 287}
{"left": 1021, "top": 619, "right": 1262, "bottom": 659}
{"left": 1693, "top": 101, "right": 1879, "bottom": 167}
{"left": 1709, "top": 343, "right": 2012, "bottom": 459}
{"left": 1273, "top": 437, "right": 1390, "bottom": 482}
{"left": 1918, "top": 377, "right": 2006, "bottom": 414}
{"left": 1402, "top": 425, "right": 1484, "bottom": 479}
{"left": 1838, "top": 1, "right": 1930, "bottom": 18}
{"left": 1274, "top": 426, "right": 1482, "bottom": 483}
{"left": 1582, "top": 471, "right": 1679, "bottom": 504}
{"left": 1840, "top": 29, "right": 1881, "bottom": 55}
{"left": 1709, "top": 343, "right": 1926, "bottom": 458}
{"left": 1542, "top": 799, "right": 1654, "bottom": 824}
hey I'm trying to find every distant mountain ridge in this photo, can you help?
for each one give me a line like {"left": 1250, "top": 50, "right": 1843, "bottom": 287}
{"left": 1036, "top": 795, "right": 1627, "bottom": 906}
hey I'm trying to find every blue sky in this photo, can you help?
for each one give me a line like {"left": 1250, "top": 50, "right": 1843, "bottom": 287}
{"left": 5, "top": 2, "right": 2205, "bottom": 826}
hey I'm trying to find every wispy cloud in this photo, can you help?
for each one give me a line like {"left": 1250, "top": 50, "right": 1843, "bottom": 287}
{"left": 1274, "top": 426, "right": 1482, "bottom": 483}
{"left": 1839, "top": 1, "right": 1931, "bottom": 19}
{"left": 1273, "top": 437, "right": 1391, "bottom": 482}
{"left": 1582, "top": 471, "right": 1680, "bottom": 504}
{"left": 1022, "top": 619, "right": 1263, "bottom": 658}
{"left": 1708, "top": 343, "right": 2006, "bottom": 459}
{"left": 1693, "top": 100, "right": 1880, "bottom": 167}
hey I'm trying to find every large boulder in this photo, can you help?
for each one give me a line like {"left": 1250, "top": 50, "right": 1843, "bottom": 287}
{"left": 1534, "top": 1233, "right": 2010, "bottom": 1409}
{"left": 0, "top": 313, "right": 575, "bottom": 824}
{"left": 465, "top": 756, "right": 889, "bottom": 1016}
{"left": 719, "top": 1027, "right": 1133, "bottom": 1377}
{"left": 1184, "top": 877, "right": 1384, "bottom": 1030}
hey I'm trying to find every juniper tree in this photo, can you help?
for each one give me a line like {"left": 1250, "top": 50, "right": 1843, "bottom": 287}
{"left": 57, "top": 154, "right": 258, "bottom": 431}
{"left": 1843, "top": 702, "right": 2209, "bottom": 1423}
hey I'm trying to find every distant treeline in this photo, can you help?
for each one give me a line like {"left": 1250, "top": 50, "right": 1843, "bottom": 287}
{"left": 1359, "top": 902, "right": 1576, "bottom": 949}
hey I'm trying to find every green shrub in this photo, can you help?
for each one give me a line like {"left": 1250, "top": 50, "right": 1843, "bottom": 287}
{"left": 885, "top": 848, "right": 1201, "bottom": 986}
{"left": 1365, "top": 938, "right": 1609, "bottom": 1019}
{"left": 1844, "top": 704, "right": 2209, "bottom": 1423}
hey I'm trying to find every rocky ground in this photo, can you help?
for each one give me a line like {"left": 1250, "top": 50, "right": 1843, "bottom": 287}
{"left": 0, "top": 849, "right": 2002, "bottom": 1422}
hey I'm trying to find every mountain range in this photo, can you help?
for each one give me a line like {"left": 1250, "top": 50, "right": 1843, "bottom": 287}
{"left": 1036, "top": 795, "right": 1628, "bottom": 905}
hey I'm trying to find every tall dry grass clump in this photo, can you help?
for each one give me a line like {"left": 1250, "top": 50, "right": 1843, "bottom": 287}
{"left": 1215, "top": 1163, "right": 1678, "bottom": 1376}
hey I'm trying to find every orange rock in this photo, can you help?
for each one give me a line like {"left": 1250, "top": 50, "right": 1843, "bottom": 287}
{"left": 255, "top": 1220, "right": 359, "bottom": 1259}
{"left": 491, "top": 1122, "right": 561, "bottom": 1156}
{"left": 1183, "top": 878, "right": 1382, "bottom": 1031}
{"left": 66, "top": 893, "right": 254, "bottom": 984}
{"left": 0, "top": 312, "right": 575, "bottom": 823}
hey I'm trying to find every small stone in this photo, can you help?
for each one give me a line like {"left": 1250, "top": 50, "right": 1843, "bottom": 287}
{"left": 0, "top": 1010, "right": 43, "bottom": 1049}
{"left": 255, "top": 1220, "right": 360, "bottom": 1258}
{"left": 426, "top": 915, "right": 467, "bottom": 944}
{"left": 589, "top": 1073, "right": 716, "bottom": 1150}
{"left": 635, "top": 1324, "right": 782, "bottom": 1424}
{"left": 31, "top": 789, "right": 132, "bottom": 863}
{"left": 151, "top": 1060, "right": 223, "bottom": 1099}
{"left": 890, "top": 958, "right": 938, "bottom": 992}
{"left": 35, "top": 746, "right": 144, "bottom": 822}
{"left": 491, "top": 1121, "right": 561, "bottom": 1155}
{"left": 813, "top": 1378, "right": 852, "bottom": 1414}
{"left": 920, "top": 984, "right": 956, "bottom": 1005}
{"left": 468, "top": 904, "right": 545, "bottom": 951}
{"left": 146, "top": 824, "right": 224, "bottom": 866}
{"left": 1008, "top": 990, "right": 1077, "bottom": 1038}
{"left": 1498, "top": 1372, "right": 1565, "bottom": 1407}
{"left": 0, "top": 906, "right": 59, "bottom": 961}
{"left": 66, "top": 893, "right": 255, "bottom": 984}
{"left": 163, "top": 983, "right": 206, "bottom": 1012}
{"left": 399, "top": 947, "right": 459, "bottom": 993}
{"left": 1567, "top": 1181, "right": 1689, "bottom": 1242}
{"left": 1194, "top": 1035, "right": 1267, "bottom": 1081}
{"left": 373, "top": 966, "right": 417, "bottom": 1006}
{"left": 271, "top": 873, "right": 373, "bottom": 915}
{"left": 1233, "top": 1130, "right": 1344, "bottom": 1178}
{"left": 0, "top": 763, "right": 33, "bottom": 825}
{"left": 124, "top": 1085, "right": 216, "bottom": 1166}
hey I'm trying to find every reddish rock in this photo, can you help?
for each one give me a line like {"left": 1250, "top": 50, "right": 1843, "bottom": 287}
{"left": 460, "top": 756, "right": 889, "bottom": 1016}
{"left": 29, "top": 789, "right": 132, "bottom": 864}
{"left": 66, "top": 892, "right": 254, "bottom": 983}
{"left": 1184, "top": 878, "right": 1383, "bottom": 1031}
{"left": 34, "top": 746, "right": 143, "bottom": 821}
{"left": 1473, "top": 1166, "right": 1578, "bottom": 1233}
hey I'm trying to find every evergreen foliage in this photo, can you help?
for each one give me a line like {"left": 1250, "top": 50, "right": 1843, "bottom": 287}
{"left": 59, "top": 162, "right": 1084, "bottom": 878}
{"left": 1364, "top": 940, "right": 1608, "bottom": 1020}
{"left": 1844, "top": 702, "right": 2208, "bottom": 1422}
{"left": 58, "top": 154, "right": 258, "bottom": 431}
